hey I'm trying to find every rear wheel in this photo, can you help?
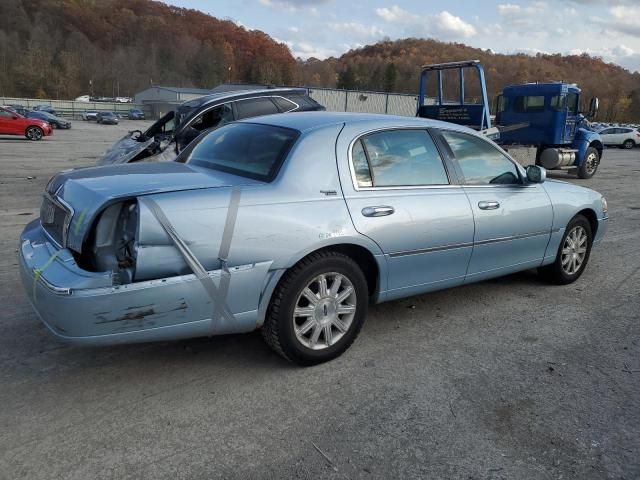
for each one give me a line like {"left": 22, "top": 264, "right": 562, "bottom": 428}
{"left": 623, "top": 139, "right": 635, "bottom": 149}
{"left": 262, "top": 251, "right": 368, "bottom": 365}
{"left": 538, "top": 214, "right": 593, "bottom": 285}
{"left": 578, "top": 147, "right": 599, "bottom": 179}
{"left": 25, "top": 126, "right": 43, "bottom": 141}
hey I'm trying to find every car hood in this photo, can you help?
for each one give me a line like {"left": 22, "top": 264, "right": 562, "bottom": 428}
{"left": 96, "top": 133, "right": 154, "bottom": 165}
{"left": 47, "top": 162, "right": 263, "bottom": 250}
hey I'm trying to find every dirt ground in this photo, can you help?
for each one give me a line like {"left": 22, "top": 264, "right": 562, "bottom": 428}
{"left": 0, "top": 121, "right": 638, "bottom": 479}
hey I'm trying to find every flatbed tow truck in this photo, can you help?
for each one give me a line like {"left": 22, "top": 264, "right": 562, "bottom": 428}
{"left": 416, "top": 60, "right": 603, "bottom": 179}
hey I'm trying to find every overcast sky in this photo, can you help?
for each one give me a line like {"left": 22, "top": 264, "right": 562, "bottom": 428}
{"left": 167, "top": 0, "right": 640, "bottom": 72}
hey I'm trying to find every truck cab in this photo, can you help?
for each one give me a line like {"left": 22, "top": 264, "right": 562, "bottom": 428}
{"left": 496, "top": 83, "right": 580, "bottom": 145}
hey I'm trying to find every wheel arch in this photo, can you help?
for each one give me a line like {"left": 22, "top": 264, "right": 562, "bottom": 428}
{"left": 589, "top": 139, "right": 603, "bottom": 157}
{"left": 24, "top": 124, "right": 43, "bottom": 138}
{"left": 256, "top": 241, "right": 385, "bottom": 328}
{"left": 576, "top": 208, "right": 598, "bottom": 237}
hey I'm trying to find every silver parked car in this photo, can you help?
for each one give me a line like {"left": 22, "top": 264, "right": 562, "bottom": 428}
{"left": 597, "top": 126, "right": 640, "bottom": 149}
{"left": 19, "top": 113, "right": 608, "bottom": 364}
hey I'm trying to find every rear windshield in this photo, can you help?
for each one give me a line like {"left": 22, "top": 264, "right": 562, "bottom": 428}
{"left": 185, "top": 123, "right": 299, "bottom": 182}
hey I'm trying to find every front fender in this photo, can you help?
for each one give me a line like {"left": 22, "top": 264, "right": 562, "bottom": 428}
{"left": 574, "top": 128, "right": 603, "bottom": 165}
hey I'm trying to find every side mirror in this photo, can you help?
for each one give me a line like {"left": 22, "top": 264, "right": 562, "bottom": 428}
{"left": 588, "top": 97, "right": 599, "bottom": 118}
{"left": 526, "top": 165, "right": 546, "bottom": 183}
{"left": 11, "top": 115, "right": 18, "bottom": 120}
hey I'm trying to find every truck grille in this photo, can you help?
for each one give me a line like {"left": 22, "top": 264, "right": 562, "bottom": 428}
{"left": 40, "top": 195, "right": 70, "bottom": 247}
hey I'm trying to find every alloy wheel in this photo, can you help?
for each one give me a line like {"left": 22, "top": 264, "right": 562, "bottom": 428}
{"left": 585, "top": 151, "right": 598, "bottom": 175}
{"left": 292, "top": 272, "right": 357, "bottom": 350}
{"left": 561, "top": 226, "right": 588, "bottom": 275}
{"left": 26, "top": 127, "right": 42, "bottom": 140}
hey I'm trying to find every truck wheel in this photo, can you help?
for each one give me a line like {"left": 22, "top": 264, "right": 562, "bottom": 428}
{"left": 538, "top": 214, "right": 592, "bottom": 285}
{"left": 25, "top": 126, "right": 43, "bottom": 141}
{"left": 623, "top": 139, "right": 635, "bottom": 149}
{"left": 578, "top": 147, "right": 599, "bottom": 179}
{"left": 261, "top": 251, "right": 368, "bottom": 365}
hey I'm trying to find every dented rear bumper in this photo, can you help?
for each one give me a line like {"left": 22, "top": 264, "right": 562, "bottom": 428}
{"left": 19, "top": 219, "right": 271, "bottom": 345}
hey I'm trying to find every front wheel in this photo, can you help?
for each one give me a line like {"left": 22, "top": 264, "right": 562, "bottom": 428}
{"left": 25, "top": 126, "right": 43, "bottom": 141}
{"left": 262, "top": 251, "right": 368, "bottom": 365}
{"left": 578, "top": 147, "right": 599, "bottom": 179}
{"left": 538, "top": 214, "right": 593, "bottom": 285}
{"left": 623, "top": 139, "right": 635, "bottom": 149}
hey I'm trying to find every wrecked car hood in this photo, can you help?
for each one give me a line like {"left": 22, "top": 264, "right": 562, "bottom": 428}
{"left": 47, "top": 162, "right": 263, "bottom": 250}
{"left": 96, "top": 132, "right": 156, "bottom": 165}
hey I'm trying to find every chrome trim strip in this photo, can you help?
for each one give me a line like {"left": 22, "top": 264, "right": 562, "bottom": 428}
{"left": 179, "top": 95, "right": 300, "bottom": 133}
{"left": 389, "top": 241, "right": 473, "bottom": 257}
{"left": 234, "top": 95, "right": 300, "bottom": 112}
{"left": 352, "top": 184, "right": 463, "bottom": 192}
{"left": 389, "top": 230, "right": 551, "bottom": 258}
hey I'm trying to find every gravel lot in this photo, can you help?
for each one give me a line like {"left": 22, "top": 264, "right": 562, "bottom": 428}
{"left": 0, "top": 121, "right": 638, "bottom": 479}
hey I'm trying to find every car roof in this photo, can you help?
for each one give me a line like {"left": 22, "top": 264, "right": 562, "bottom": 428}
{"left": 239, "top": 111, "right": 478, "bottom": 135}
{"left": 182, "top": 87, "right": 309, "bottom": 109}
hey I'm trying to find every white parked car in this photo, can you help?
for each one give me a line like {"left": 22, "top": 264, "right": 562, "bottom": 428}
{"left": 598, "top": 126, "right": 640, "bottom": 149}
{"left": 75, "top": 95, "right": 91, "bottom": 102}
{"left": 81, "top": 110, "right": 99, "bottom": 121}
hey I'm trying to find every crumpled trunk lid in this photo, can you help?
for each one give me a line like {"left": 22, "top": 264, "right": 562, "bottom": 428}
{"left": 46, "top": 162, "right": 263, "bottom": 252}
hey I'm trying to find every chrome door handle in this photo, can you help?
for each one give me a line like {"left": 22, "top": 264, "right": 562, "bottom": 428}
{"left": 478, "top": 201, "right": 500, "bottom": 210}
{"left": 362, "top": 206, "right": 395, "bottom": 217}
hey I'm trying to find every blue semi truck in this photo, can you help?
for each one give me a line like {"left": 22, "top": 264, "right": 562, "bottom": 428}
{"left": 416, "top": 60, "right": 603, "bottom": 179}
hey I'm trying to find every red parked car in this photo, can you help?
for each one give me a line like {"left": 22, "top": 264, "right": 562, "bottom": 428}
{"left": 0, "top": 106, "right": 52, "bottom": 140}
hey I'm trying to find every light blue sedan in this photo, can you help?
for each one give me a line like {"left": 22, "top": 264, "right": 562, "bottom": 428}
{"left": 19, "top": 112, "right": 608, "bottom": 364}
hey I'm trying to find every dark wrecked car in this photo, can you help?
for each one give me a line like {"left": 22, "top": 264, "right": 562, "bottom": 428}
{"left": 96, "top": 88, "right": 325, "bottom": 166}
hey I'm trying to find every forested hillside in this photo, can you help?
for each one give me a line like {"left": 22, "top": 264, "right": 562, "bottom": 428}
{"left": 300, "top": 39, "right": 640, "bottom": 122}
{"left": 0, "top": 0, "right": 296, "bottom": 99}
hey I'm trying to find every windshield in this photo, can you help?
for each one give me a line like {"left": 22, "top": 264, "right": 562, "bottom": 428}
{"left": 185, "top": 123, "right": 299, "bottom": 182}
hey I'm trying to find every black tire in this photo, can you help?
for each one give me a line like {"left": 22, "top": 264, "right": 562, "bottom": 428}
{"left": 538, "top": 214, "right": 593, "bottom": 285}
{"left": 25, "top": 126, "right": 43, "bottom": 141}
{"left": 623, "top": 139, "right": 635, "bottom": 149}
{"left": 262, "top": 250, "right": 368, "bottom": 365}
{"left": 578, "top": 146, "right": 599, "bottom": 179}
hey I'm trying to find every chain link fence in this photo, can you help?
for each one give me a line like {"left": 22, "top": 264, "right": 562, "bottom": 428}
{"left": 307, "top": 87, "right": 417, "bottom": 116}
{"left": 0, "top": 97, "right": 151, "bottom": 120}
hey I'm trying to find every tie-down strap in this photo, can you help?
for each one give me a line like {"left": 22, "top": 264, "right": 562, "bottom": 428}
{"left": 139, "top": 187, "right": 242, "bottom": 329}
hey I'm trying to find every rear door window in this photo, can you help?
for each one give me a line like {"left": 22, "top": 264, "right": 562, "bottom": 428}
{"left": 271, "top": 96, "right": 298, "bottom": 112}
{"left": 351, "top": 129, "right": 449, "bottom": 188}
{"left": 235, "top": 97, "right": 279, "bottom": 119}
